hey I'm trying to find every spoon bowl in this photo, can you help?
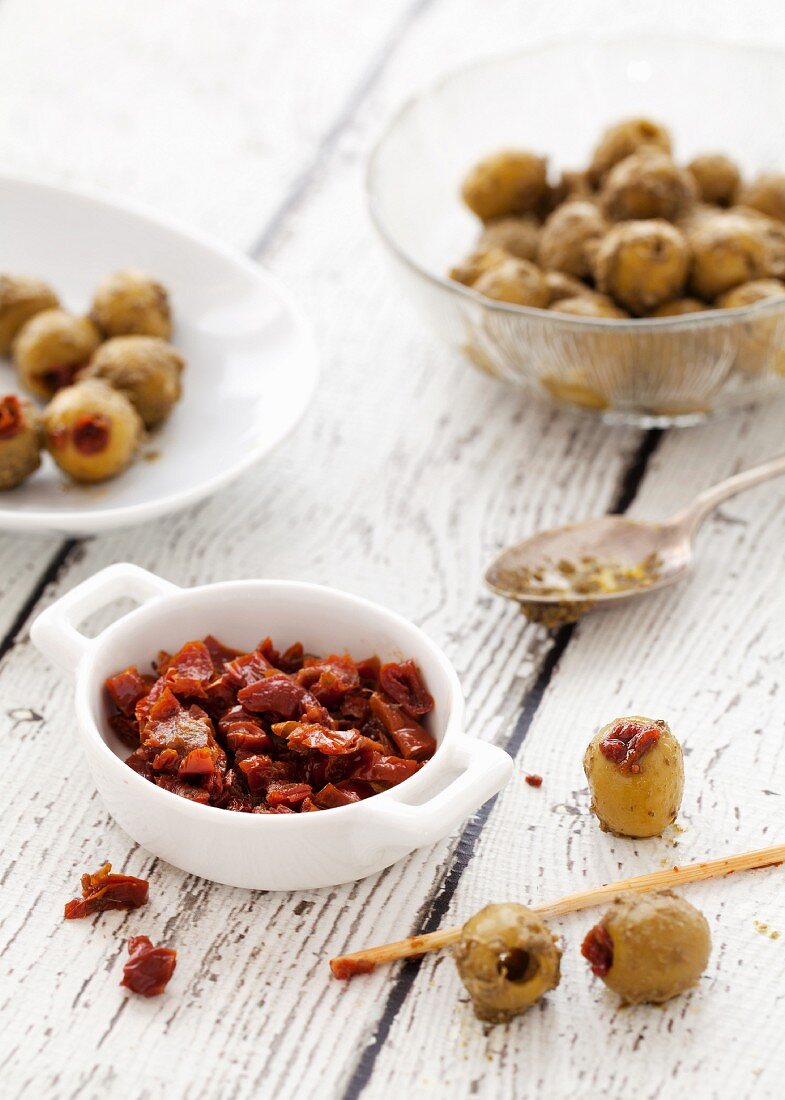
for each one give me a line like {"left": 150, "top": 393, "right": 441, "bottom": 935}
{"left": 485, "top": 516, "right": 691, "bottom": 608}
{"left": 485, "top": 454, "right": 785, "bottom": 619}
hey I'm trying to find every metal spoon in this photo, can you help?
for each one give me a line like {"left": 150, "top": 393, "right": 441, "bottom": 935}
{"left": 485, "top": 453, "right": 785, "bottom": 622}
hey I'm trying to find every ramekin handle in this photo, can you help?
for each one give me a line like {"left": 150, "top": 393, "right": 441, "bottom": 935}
{"left": 362, "top": 735, "right": 512, "bottom": 854}
{"left": 30, "top": 563, "right": 178, "bottom": 676}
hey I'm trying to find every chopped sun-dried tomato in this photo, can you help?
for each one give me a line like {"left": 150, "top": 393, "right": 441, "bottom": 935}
{"left": 581, "top": 922, "right": 614, "bottom": 976}
{"left": 286, "top": 723, "right": 362, "bottom": 756}
{"left": 296, "top": 655, "right": 359, "bottom": 705}
{"left": 121, "top": 935, "right": 177, "bottom": 996}
{"left": 379, "top": 660, "right": 435, "bottom": 717}
{"left": 107, "top": 634, "right": 436, "bottom": 813}
{"left": 237, "top": 673, "right": 307, "bottom": 718}
{"left": 0, "top": 395, "right": 24, "bottom": 440}
{"left": 106, "top": 666, "right": 155, "bottom": 717}
{"left": 599, "top": 719, "right": 661, "bottom": 775}
{"left": 369, "top": 692, "right": 436, "bottom": 761}
{"left": 72, "top": 413, "right": 110, "bottom": 455}
{"left": 64, "top": 862, "right": 149, "bottom": 919}
{"left": 163, "top": 640, "right": 214, "bottom": 698}
{"left": 525, "top": 773, "right": 543, "bottom": 788}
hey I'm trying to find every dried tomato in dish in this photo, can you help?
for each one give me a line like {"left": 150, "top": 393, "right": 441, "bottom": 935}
{"left": 64, "top": 862, "right": 149, "bottom": 919}
{"left": 106, "top": 639, "right": 436, "bottom": 813}
{"left": 120, "top": 935, "right": 177, "bottom": 996}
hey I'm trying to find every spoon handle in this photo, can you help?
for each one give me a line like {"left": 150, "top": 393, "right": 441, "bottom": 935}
{"left": 671, "top": 453, "right": 785, "bottom": 534}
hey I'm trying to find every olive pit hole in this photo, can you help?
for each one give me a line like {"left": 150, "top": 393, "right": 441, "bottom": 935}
{"left": 498, "top": 948, "right": 538, "bottom": 983}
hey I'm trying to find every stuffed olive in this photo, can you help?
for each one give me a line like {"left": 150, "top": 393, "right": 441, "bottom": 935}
{"left": 648, "top": 297, "right": 709, "bottom": 317}
{"left": 716, "top": 277, "right": 785, "bottom": 309}
{"left": 13, "top": 309, "right": 102, "bottom": 400}
{"left": 588, "top": 117, "right": 672, "bottom": 184}
{"left": 549, "top": 293, "right": 628, "bottom": 318}
{"left": 44, "top": 379, "right": 142, "bottom": 483}
{"left": 538, "top": 200, "right": 607, "bottom": 280}
{"left": 594, "top": 220, "right": 689, "bottom": 315}
{"left": 581, "top": 890, "right": 711, "bottom": 1005}
{"left": 601, "top": 149, "right": 697, "bottom": 223}
{"left": 473, "top": 257, "right": 549, "bottom": 308}
{"left": 83, "top": 335, "right": 184, "bottom": 428}
{"left": 91, "top": 269, "right": 172, "bottom": 339}
{"left": 583, "top": 715, "right": 684, "bottom": 838}
{"left": 687, "top": 153, "right": 740, "bottom": 207}
{"left": 688, "top": 212, "right": 769, "bottom": 300}
{"left": 477, "top": 216, "right": 541, "bottom": 261}
{"left": 454, "top": 903, "right": 561, "bottom": 1023}
{"left": 461, "top": 150, "right": 548, "bottom": 222}
{"left": 449, "top": 247, "right": 511, "bottom": 287}
{"left": 0, "top": 394, "right": 42, "bottom": 490}
{"left": 0, "top": 276, "right": 59, "bottom": 356}
{"left": 544, "top": 271, "right": 592, "bottom": 305}
{"left": 738, "top": 173, "right": 785, "bottom": 224}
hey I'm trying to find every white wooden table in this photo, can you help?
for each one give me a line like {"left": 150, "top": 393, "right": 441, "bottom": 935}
{"left": 2, "top": 3, "right": 785, "bottom": 1097}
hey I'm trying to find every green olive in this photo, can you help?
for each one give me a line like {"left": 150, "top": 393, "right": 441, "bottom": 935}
{"left": 588, "top": 118, "right": 672, "bottom": 184}
{"left": 13, "top": 309, "right": 102, "bottom": 400}
{"left": 581, "top": 890, "right": 711, "bottom": 1004}
{"left": 453, "top": 903, "right": 561, "bottom": 1023}
{"left": 91, "top": 269, "right": 172, "bottom": 339}
{"left": 583, "top": 715, "right": 684, "bottom": 837}
{"left": 0, "top": 394, "right": 42, "bottom": 490}
{"left": 461, "top": 150, "right": 548, "bottom": 222}
{"left": 44, "top": 379, "right": 142, "bottom": 484}
{"left": 83, "top": 335, "right": 184, "bottom": 428}
{"left": 594, "top": 220, "right": 689, "bottom": 315}
{"left": 0, "top": 276, "right": 59, "bottom": 355}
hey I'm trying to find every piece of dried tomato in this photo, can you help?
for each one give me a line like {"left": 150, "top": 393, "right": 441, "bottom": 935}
{"left": 581, "top": 923, "right": 614, "bottom": 976}
{"left": 600, "top": 719, "right": 661, "bottom": 774}
{"left": 369, "top": 693, "right": 436, "bottom": 761}
{"left": 286, "top": 723, "right": 361, "bottom": 756}
{"left": 379, "top": 660, "right": 434, "bottom": 717}
{"left": 120, "top": 935, "right": 177, "bottom": 997}
{"left": 237, "top": 673, "right": 307, "bottom": 718}
{"left": 105, "top": 666, "right": 155, "bottom": 717}
{"left": 73, "top": 413, "right": 110, "bottom": 455}
{"left": 64, "top": 862, "right": 149, "bottom": 920}
{"left": 0, "top": 395, "right": 23, "bottom": 440}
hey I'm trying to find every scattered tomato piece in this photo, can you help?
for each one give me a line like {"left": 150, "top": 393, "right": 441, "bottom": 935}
{"left": 120, "top": 935, "right": 177, "bottom": 996}
{"left": 64, "top": 862, "right": 149, "bottom": 920}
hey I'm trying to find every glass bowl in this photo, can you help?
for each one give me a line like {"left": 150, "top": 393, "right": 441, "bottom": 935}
{"left": 367, "top": 35, "right": 785, "bottom": 427}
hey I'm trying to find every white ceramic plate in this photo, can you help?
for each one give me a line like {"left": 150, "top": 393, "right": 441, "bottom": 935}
{"left": 0, "top": 175, "right": 318, "bottom": 536}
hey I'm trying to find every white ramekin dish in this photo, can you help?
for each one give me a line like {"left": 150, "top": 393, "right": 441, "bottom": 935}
{"left": 31, "top": 564, "right": 512, "bottom": 891}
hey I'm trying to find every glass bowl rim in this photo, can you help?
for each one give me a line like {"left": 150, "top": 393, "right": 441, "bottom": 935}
{"left": 365, "top": 30, "right": 785, "bottom": 333}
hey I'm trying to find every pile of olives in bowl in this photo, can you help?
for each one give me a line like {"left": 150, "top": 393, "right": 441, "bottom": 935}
{"left": 0, "top": 270, "right": 184, "bottom": 490}
{"left": 445, "top": 116, "right": 785, "bottom": 423}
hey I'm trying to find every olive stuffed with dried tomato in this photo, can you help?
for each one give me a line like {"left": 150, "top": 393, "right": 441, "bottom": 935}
{"left": 581, "top": 890, "right": 711, "bottom": 1004}
{"left": 0, "top": 275, "right": 59, "bottom": 355}
{"left": 44, "top": 378, "right": 142, "bottom": 483}
{"left": 13, "top": 308, "right": 102, "bottom": 400}
{"left": 583, "top": 715, "right": 684, "bottom": 838}
{"left": 83, "top": 335, "right": 184, "bottom": 428}
{"left": 454, "top": 903, "right": 561, "bottom": 1023}
{"left": 91, "top": 269, "right": 172, "bottom": 339}
{"left": 0, "top": 393, "right": 42, "bottom": 490}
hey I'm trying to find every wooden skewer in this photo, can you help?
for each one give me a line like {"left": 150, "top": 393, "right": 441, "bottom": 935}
{"left": 330, "top": 843, "right": 784, "bottom": 980}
